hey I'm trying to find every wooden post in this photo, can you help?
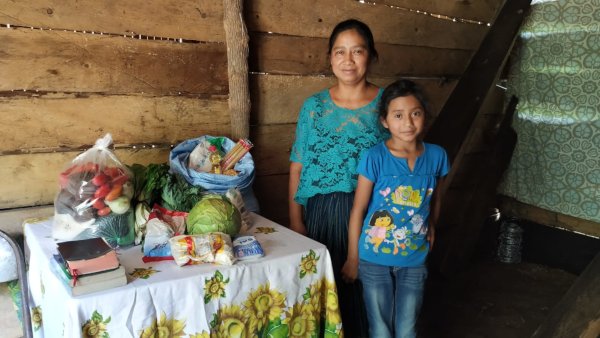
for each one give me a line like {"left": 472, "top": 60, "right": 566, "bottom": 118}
{"left": 223, "top": 0, "right": 251, "bottom": 140}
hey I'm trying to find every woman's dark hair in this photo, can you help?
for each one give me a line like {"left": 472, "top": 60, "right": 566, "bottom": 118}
{"left": 378, "top": 79, "right": 430, "bottom": 120}
{"left": 328, "top": 19, "right": 378, "bottom": 62}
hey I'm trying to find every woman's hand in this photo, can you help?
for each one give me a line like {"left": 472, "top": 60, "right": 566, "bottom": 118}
{"left": 288, "top": 162, "right": 307, "bottom": 235}
{"left": 290, "top": 221, "right": 307, "bottom": 236}
{"left": 341, "top": 257, "right": 358, "bottom": 283}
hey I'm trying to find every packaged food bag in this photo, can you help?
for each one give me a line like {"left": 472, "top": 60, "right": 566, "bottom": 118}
{"left": 52, "top": 134, "right": 135, "bottom": 247}
{"left": 169, "top": 233, "right": 235, "bottom": 266}
{"left": 142, "top": 204, "right": 188, "bottom": 262}
{"left": 170, "top": 136, "right": 259, "bottom": 212}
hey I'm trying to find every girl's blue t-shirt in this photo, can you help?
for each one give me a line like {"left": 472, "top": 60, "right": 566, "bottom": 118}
{"left": 290, "top": 88, "right": 388, "bottom": 205}
{"left": 357, "top": 142, "right": 450, "bottom": 267}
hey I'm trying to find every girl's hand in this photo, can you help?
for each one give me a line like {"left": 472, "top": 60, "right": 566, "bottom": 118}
{"left": 290, "top": 222, "right": 307, "bottom": 236}
{"left": 427, "top": 226, "right": 435, "bottom": 251}
{"left": 341, "top": 258, "right": 358, "bottom": 283}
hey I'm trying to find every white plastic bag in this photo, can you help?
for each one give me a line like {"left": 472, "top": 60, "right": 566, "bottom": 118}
{"left": 52, "top": 134, "right": 135, "bottom": 247}
{"left": 0, "top": 237, "right": 17, "bottom": 282}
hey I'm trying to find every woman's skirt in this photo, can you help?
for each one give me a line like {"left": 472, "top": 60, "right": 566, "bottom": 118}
{"left": 305, "top": 192, "right": 369, "bottom": 338}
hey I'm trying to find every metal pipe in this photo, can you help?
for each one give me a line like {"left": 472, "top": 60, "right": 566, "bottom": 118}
{"left": 0, "top": 230, "right": 33, "bottom": 338}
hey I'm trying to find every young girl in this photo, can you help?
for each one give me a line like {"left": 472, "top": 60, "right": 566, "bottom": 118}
{"left": 342, "top": 79, "right": 450, "bottom": 338}
{"left": 289, "top": 19, "right": 387, "bottom": 337}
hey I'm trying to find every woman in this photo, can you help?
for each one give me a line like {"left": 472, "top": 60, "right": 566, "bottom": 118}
{"left": 289, "top": 19, "right": 388, "bottom": 338}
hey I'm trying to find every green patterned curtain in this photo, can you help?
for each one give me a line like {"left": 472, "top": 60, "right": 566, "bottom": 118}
{"left": 499, "top": 0, "right": 600, "bottom": 223}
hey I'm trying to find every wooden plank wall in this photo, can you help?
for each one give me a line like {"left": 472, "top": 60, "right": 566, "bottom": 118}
{"left": 0, "top": 0, "right": 504, "bottom": 230}
{"left": 0, "top": 1, "right": 229, "bottom": 212}
{"left": 247, "top": 0, "right": 503, "bottom": 225}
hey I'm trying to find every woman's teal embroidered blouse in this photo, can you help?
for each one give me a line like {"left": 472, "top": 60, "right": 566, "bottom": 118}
{"left": 290, "top": 88, "right": 388, "bottom": 205}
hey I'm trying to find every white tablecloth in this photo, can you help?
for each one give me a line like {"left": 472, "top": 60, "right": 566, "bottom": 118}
{"left": 25, "top": 213, "right": 343, "bottom": 337}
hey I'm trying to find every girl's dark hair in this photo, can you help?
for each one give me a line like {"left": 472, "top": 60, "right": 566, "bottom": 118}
{"left": 328, "top": 19, "right": 378, "bottom": 62}
{"left": 378, "top": 79, "right": 430, "bottom": 120}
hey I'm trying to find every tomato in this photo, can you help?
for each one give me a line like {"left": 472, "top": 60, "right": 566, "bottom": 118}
{"left": 103, "top": 167, "right": 121, "bottom": 178}
{"left": 92, "top": 199, "right": 106, "bottom": 210}
{"left": 94, "top": 184, "right": 111, "bottom": 199}
{"left": 97, "top": 206, "right": 111, "bottom": 216}
{"left": 92, "top": 173, "right": 110, "bottom": 186}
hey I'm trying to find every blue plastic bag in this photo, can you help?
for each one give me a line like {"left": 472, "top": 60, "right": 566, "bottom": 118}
{"left": 170, "top": 136, "right": 259, "bottom": 213}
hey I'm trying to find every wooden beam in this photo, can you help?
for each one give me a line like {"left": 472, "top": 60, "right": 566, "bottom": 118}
{"left": 0, "top": 149, "right": 170, "bottom": 208}
{"left": 500, "top": 196, "right": 600, "bottom": 238}
{"left": 246, "top": 0, "right": 489, "bottom": 49}
{"left": 250, "top": 74, "right": 456, "bottom": 125}
{"left": 0, "top": 29, "right": 228, "bottom": 95}
{"left": 0, "top": 95, "right": 229, "bottom": 152}
{"left": 223, "top": 0, "right": 251, "bottom": 139}
{"left": 425, "top": 0, "right": 531, "bottom": 161}
{"left": 0, "top": 0, "right": 225, "bottom": 42}
{"left": 249, "top": 32, "right": 473, "bottom": 77}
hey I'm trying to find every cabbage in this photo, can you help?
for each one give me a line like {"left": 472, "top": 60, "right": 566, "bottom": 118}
{"left": 187, "top": 194, "right": 241, "bottom": 236}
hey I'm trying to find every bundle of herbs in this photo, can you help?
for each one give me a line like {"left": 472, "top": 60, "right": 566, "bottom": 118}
{"left": 128, "top": 163, "right": 205, "bottom": 212}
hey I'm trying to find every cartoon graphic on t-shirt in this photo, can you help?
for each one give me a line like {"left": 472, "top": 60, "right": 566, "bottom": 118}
{"left": 365, "top": 185, "right": 431, "bottom": 255}
{"left": 391, "top": 185, "right": 422, "bottom": 208}
{"left": 411, "top": 214, "right": 427, "bottom": 235}
{"left": 365, "top": 210, "right": 395, "bottom": 253}
{"left": 392, "top": 226, "right": 410, "bottom": 255}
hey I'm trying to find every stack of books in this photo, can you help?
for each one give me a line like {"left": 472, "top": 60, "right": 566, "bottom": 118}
{"left": 53, "top": 237, "right": 127, "bottom": 296}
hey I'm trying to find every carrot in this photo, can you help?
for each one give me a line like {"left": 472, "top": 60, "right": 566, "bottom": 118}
{"left": 105, "top": 184, "right": 123, "bottom": 201}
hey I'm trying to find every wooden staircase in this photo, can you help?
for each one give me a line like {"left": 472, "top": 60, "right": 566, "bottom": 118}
{"left": 424, "top": 0, "right": 532, "bottom": 275}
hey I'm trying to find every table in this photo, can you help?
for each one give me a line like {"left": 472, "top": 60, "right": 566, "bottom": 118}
{"left": 25, "top": 213, "right": 343, "bottom": 337}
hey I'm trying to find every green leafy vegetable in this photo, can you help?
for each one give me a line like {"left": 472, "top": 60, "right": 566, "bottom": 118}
{"left": 128, "top": 163, "right": 204, "bottom": 212}
{"left": 140, "top": 163, "right": 171, "bottom": 206}
{"left": 160, "top": 174, "right": 204, "bottom": 212}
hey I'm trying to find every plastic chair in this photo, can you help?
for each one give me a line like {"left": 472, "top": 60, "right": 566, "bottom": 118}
{"left": 0, "top": 230, "right": 33, "bottom": 338}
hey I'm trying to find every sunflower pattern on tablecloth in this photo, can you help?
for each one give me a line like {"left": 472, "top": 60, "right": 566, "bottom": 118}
{"left": 243, "top": 283, "right": 287, "bottom": 334}
{"left": 140, "top": 311, "right": 186, "bottom": 338}
{"left": 130, "top": 267, "right": 160, "bottom": 280}
{"left": 299, "top": 250, "right": 319, "bottom": 279}
{"left": 204, "top": 270, "right": 229, "bottom": 304}
{"left": 254, "top": 226, "right": 277, "bottom": 234}
{"left": 31, "top": 305, "right": 43, "bottom": 331}
{"left": 198, "top": 249, "right": 342, "bottom": 337}
{"left": 127, "top": 252, "right": 341, "bottom": 337}
{"left": 81, "top": 310, "right": 111, "bottom": 338}
{"left": 204, "top": 277, "right": 342, "bottom": 338}
{"left": 188, "top": 333, "right": 210, "bottom": 338}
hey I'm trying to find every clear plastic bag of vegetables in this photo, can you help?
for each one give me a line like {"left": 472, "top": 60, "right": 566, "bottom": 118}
{"left": 52, "top": 133, "right": 135, "bottom": 247}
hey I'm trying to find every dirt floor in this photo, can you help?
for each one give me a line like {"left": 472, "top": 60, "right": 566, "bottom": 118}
{"left": 417, "top": 219, "right": 599, "bottom": 338}
{"left": 418, "top": 260, "right": 576, "bottom": 338}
